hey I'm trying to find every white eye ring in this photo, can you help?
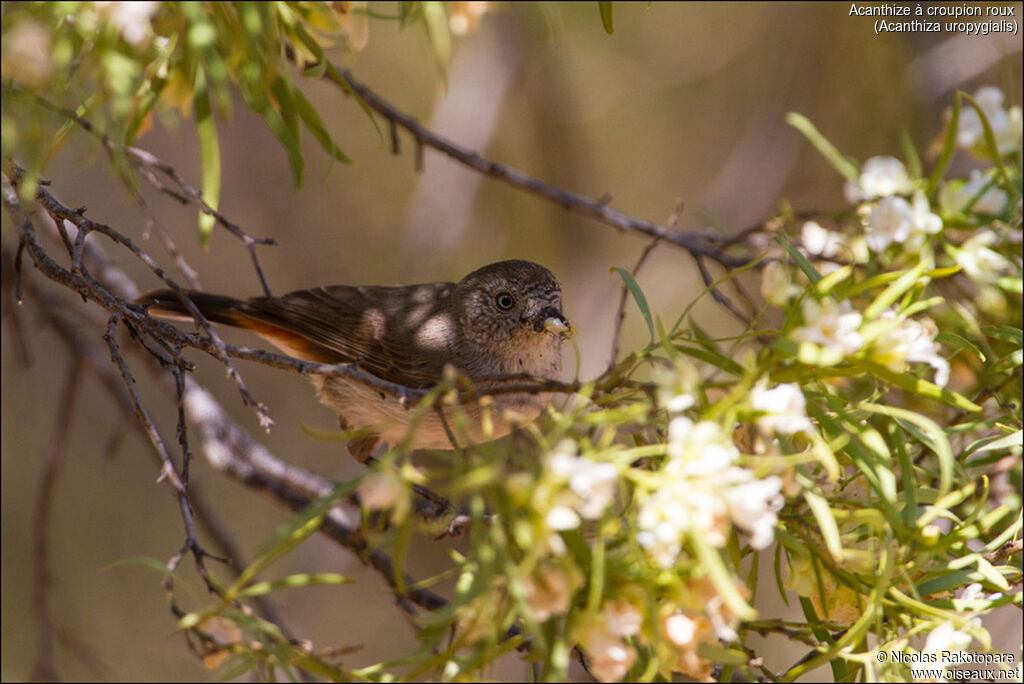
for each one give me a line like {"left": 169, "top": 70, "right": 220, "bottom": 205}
{"left": 495, "top": 292, "right": 515, "bottom": 310}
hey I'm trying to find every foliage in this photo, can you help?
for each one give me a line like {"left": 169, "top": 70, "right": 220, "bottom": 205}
{"left": 2, "top": 2, "right": 1022, "bottom": 682}
{"left": 142, "top": 87, "right": 1021, "bottom": 682}
{"left": 1, "top": 1, "right": 471, "bottom": 241}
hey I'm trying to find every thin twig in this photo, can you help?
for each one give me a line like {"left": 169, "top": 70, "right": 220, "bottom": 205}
{"left": 324, "top": 66, "right": 750, "bottom": 269}
{"left": 12, "top": 92, "right": 276, "bottom": 295}
{"left": 30, "top": 360, "right": 83, "bottom": 682}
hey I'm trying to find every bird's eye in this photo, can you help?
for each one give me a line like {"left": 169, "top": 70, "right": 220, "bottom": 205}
{"left": 495, "top": 292, "right": 515, "bottom": 311}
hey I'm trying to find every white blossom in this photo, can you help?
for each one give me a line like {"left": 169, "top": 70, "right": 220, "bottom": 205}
{"left": 721, "top": 472, "right": 783, "bottom": 550}
{"left": 663, "top": 613, "right": 698, "bottom": 647}
{"left": 751, "top": 382, "right": 813, "bottom": 436}
{"left": 844, "top": 156, "right": 914, "bottom": 204}
{"left": 911, "top": 621, "right": 974, "bottom": 680}
{"left": 576, "top": 619, "right": 637, "bottom": 682}
{"left": 636, "top": 482, "right": 690, "bottom": 567}
{"left": 871, "top": 312, "right": 949, "bottom": 387}
{"left": 864, "top": 196, "right": 913, "bottom": 252}
{"left": 666, "top": 417, "right": 739, "bottom": 476}
{"left": 940, "top": 169, "right": 1009, "bottom": 216}
{"left": 638, "top": 419, "right": 783, "bottom": 566}
{"left": 546, "top": 505, "right": 581, "bottom": 531}
{"left": 603, "top": 599, "right": 643, "bottom": 638}
{"left": 906, "top": 191, "right": 943, "bottom": 250}
{"left": 792, "top": 298, "right": 864, "bottom": 357}
{"left": 653, "top": 358, "right": 699, "bottom": 413}
{"left": 953, "top": 231, "right": 1012, "bottom": 284}
{"left": 760, "top": 260, "right": 801, "bottom": 306}
{"left": 545, "top": 439, "right": 619, "bottom": 525}
{"left": 802, "top": 220, "right": 845, "bottom": 258}
{"left": 863, "top": 192, "right": 941, "bottom": 253}
{"left": 955, "top": 86, "right": 1024, "bottom": 157}
{"left": 95, "top": 1, "right": 160, "bottom": 46}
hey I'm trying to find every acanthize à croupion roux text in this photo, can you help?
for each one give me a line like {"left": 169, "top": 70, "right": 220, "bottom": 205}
{"left": 850, "top": 2, "right": 1019, "bottom": 35}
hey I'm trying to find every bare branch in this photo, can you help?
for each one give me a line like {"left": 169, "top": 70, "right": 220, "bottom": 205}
{"left": 324, "top": 66, "right": 750, "bottom": 269}
{"left": 30, "top": 360, "right": 82, "bottom": 682}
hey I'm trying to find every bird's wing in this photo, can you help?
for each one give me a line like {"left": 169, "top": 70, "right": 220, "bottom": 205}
{"left": 243, "top": 283, "right": 457, "bottom": 389}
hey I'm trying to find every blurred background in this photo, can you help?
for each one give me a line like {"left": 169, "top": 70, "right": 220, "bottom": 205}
{"left": 3, "top": 2, "right": 1021, "bottom": 680}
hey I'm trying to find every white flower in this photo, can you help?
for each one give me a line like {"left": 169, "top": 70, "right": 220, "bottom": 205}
{"left": 546, "top": 440, "right": 619, "bottom": 524}
{"left": 940, "top": 170, "right": 1009, "bottom": 216}
{"left": 667, "top": 417, "right": 739, "bottom": 476}
{"left": 653, "top": 358, "right": 699, "bottom": 413}
{"left": 95, "top": 1, "right": 160, "bottom": 46}
{"left": 870, "top": 312, "right": 949, "bottom": 387}
{"left": 792, "top": 298, "right": 864, "bottom": 357}
{"left": 663, "top": 613, "right": 698, "bottom": 647}
{"left": 638, "top": 419, "right": 784, "bottom": 565}
{"left": 603, "top": 599, "right": 643, "bottom": 638}
{"left": 955, "top": 582, "right": 1003, "bottom": 603}
{"left": 576, "top": 619, "right": 637, "bottom": 683}
{"left": 956, "top": 86, "right": 1024, "bottom": 157}
{"left": 751, "top": 383, "right": 813, "bottom": 436}
{"left": 923, "top": 621, "right": 972, "bottom": 654}
{"left": 912, "top": 621, "right": 974, "bottom": 679}
{"left": 761, "top": 260, "right": 801, "bottom": 307}
{"left": 953, "top": 231, "right": 1012, "bottom": 284}
{"left": 802, "top": 221, "right": 845, "bottom": 258}
{"left": 546, "top": 505, "right": 581, "bottom": 531}
{"left": 865, "top": 196, "right": 913, "bottom": 252}
{"left": 721, "top": 472, "right": 783, "bottom": 550}
{"left": 845, "top": 156, "right": 914, "bottom": 204}
{"left": 636, "top": 482, "right": 690, "bottom": 568}
{"left": 906, "top": 191, "right": 943, "bottom": 250}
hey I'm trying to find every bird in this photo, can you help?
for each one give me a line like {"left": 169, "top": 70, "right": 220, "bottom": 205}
{"left": 137, "top": 259, "right": 571, "bottom": 461}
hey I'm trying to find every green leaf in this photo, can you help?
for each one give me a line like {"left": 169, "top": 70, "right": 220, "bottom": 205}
{"left": 776, "top": 234, "right": 821, "bottom": 285}
{"left": 803, "top": 490, "right": 844, "bottom": 562}
{"left": 960, "top": 91, "right": 1014, "bottom": 194}
{"left": 927, "top": 92, "right": 959, "bottom": 196}
{"left": 859, "top": 360, "right": 981, "bottom": 411}
{"left": 935, "top": 332, "right": 986, "bottom": 362}
{"left": 900, "top": 128, "right": 922, "bottom": 180}
{"left": 860, "top": 402, "right": 954, "bottom": 496}
{"left": 239, "top": 572, "right": 354, "bottom": 597}
{"left": 612, "top": 267, "right": 654, "bottom": 344}
{"left": 786, "top": 112, "right": 859, "bottom": 182}
{"left": 674, "top": 344, "right": 744, "bottom": 376}
{"left": 981, "top": 325, "right": 1023, "bottom": 346}
{"left": 690, "top": 530, "right": 756, "bottom": 620}
{"left": 967, "top": 430, "right": 1023, "bottom": 456}
{"left": 421, "top": 1, "right": 452, "bottom": 82}
{"left": 863, "top": 257, "right": 931, "bottom": 321}
{"left": 599, "top": 1, "right": 615, "bottom": 34}
{"left": 292, "top": 87, "right": 351, "bottom": 164}
{"left": 991, "top": 347, "right": 1023, "bottom": 373}
{"left": 194, "top": 66, "right": 220, "bottom": 246}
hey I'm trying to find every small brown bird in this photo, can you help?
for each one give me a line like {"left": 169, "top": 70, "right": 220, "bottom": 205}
{"left": 138, "top": 260, "right": 571, "bottom": 460}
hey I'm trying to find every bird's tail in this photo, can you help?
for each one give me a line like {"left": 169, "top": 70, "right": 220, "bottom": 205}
{"left": 136, "top": 290, "right": 254, "bottom": 328}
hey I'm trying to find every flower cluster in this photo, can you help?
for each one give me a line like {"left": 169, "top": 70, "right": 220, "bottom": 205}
{"left": 575, "top": 599, "right": 644, "bottom": 682}
{"left": 541, "top": 439, "right": 620, "bottom": 531}
{"left": 636, "top": 418, "right": 784, "bottom": 567}
{"left": 953, "top": 86, "right": 1023, "bottom": 158}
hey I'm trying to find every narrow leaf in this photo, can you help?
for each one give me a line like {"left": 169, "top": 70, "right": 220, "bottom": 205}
{"left": 786, "top": 112, "right": 859, "bottom": 182}
{"left": 612, "top": 267, "right": 654, "bottom": 343}
{"left": 599, "top": 1, "right": 615, "bottom": 34}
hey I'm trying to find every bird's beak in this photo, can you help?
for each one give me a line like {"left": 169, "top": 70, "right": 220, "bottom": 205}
{"left": 534, "top": 306, "right": 573, "bottom": 338}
